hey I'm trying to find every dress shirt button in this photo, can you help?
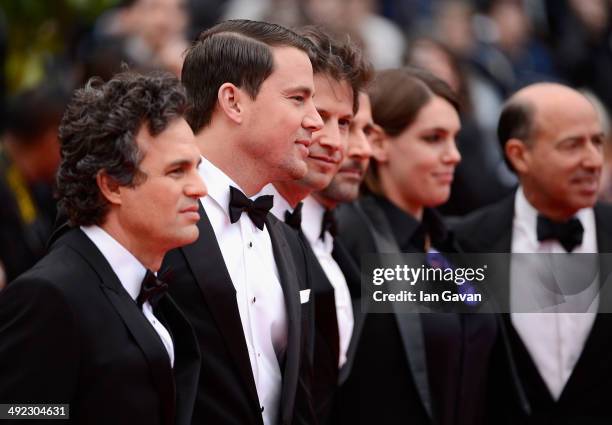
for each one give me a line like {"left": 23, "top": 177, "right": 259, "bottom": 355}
{"left": 261, "top": 406, "right": 264, "bottom": 412}
{"left": 248, "top": 241, "right": 253, "bottom": 248}
{"left": 252, "top": 296, "right": 256, "bottom": 304}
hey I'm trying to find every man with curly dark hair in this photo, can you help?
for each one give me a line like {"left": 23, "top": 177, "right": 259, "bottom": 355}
{"left": 0, "top": 70, "right": 206, "bottom": 425}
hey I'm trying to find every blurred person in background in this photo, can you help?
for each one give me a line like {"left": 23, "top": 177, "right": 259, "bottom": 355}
{"left": 547, "top": 0, "right": 612, "bottom": 113}
{"left": 299, "top": 0, "right": 406, "bottom": 69}
{"left": 0, "top": 8, "right": 6, "bottom": 290}
{"left": 92, "top": 0, "right": 190, "bottom": 75}
{"left": 585, "top": 90, "right": 612, "bottom": 203}
{"left": 0, "top": 7, "right": 6, "bottom": 130}
{"left": 429, "top": 0, "right": 503, "bottom": 134}
{"left": 470, "top": 0, "right": 558, "bottom": 98}
{"left": 223, "top": 0, "right": 406, "bottom": 69}
{"left": 0, "top": 82, "right": 69, "bottom": 283}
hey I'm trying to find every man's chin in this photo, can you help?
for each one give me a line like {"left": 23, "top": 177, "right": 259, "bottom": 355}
{"left": 320, "top": 182, "right": 359, "bottom": 204}
{"left": 298, "top": 172, "right": 332, "bottom": 191}
{"left": 173, "top": 227, "right": 200, "bottom": 248}
{"left": 285, "top": 160, "right": 308, "bottom": 181}
{"left": 570, "top": 197, "right": 598, "bottom": 212}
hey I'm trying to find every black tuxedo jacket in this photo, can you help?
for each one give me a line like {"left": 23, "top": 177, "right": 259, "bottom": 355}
{"left": 161, "top": 204, "right": 315, "bottom": 425}
{"left": 0, "top": 228, "right": 200, "bottom": 425}
{"left": 294, "top": 229, "right": 339, "bottom": 425}
{"left": 287, "top": 222, "right": 361, "bottom": 425}
{"left": 452, "top": 194, "right": 612, "bottom": 425}
{"left": 333, "top": 196, "right": 499, "bottom": 425}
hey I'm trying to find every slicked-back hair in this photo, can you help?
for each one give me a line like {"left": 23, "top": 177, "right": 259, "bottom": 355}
{"left": 56, "top": 71, "right": 188, "bottom": 227}
{"left": 298, "top": 26, "right": 373, "bottom": 113}
{"left": 182, "top": 19, "right": 316, "bottom": 133}
{"left": 497, "top": 98, "right": 535, "bottom": 171}
{"left": 364, "top": 67, "right": 460, "bottom": 195}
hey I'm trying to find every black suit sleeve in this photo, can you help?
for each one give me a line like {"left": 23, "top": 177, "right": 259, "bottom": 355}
{"left": 0, "top": 277, "right": 80, "bottom": 412}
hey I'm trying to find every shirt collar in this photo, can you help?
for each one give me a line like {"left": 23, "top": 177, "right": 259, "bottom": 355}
{"left": 301, "top": 195, "right": 328, "bottom": 246}
{"left": 514, "top": 187, "right": 540, "bottom": 247}
{"left": 372, "top": 194, "right": 449, "bottom": 252}
{"left": 259, "top": 184, "right": 294, "bottom": 221}
{"left": 81, "top": 225, "right": 146, "bottom": 301}
{"left": 198, "top": 155, "right": 246, "bottom": 219}
{"left": 514, "top": 186, "right": 593, "bottom": 244}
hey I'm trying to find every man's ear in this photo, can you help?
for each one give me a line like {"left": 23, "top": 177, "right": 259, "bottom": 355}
{"left": 217, "top": 83, "right": 244, "bottom": 124}
{"left": 505, "top": 138, "right": 530, "bottom": 174}
{"left": 370, "top": 126, "right": 390, "bottom": 163}
{"left": 96, "top": 170, "right": 123, "bottom": 206}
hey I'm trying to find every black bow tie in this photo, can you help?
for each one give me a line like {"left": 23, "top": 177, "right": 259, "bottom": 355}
{"left": 320, "top": 208, "right": 338, "bottom": 240}
{"left": 284, "top": 202, "right": 303, "bottom": 230}
{"left": 228, "top": 186, "right": 273, "bottom": 230}
{"left": 137, "top": 270, "right": 168, "bottom": 309}
{"left": 536, "top": 215, "right": 584, "bottom": 252}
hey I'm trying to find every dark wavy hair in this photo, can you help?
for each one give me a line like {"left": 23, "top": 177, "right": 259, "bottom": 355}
{"left": 182, "top": 19, "right": 316, "bottom": 133}
{"left": 298, "top": 26, "right": 373, "bottom": 114}
{"left": 56, "top": 71, "right": 188, "bottom": 226}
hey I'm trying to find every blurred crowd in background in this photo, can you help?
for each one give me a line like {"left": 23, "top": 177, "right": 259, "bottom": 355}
{"left": 1, "top": 0, "right": 612, "bottom": 286}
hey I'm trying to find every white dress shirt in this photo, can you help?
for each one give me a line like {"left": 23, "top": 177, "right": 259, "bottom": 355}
{"left": 81, "top": 225, "right": 175, "bottom": 367}
{"left": 281, "top": 191, "right": 355, "bottom": 369}
{"left": 510, "top": 187, "right": 598, "bottom": 400}
{"left": 199, "top": 157, "right": 287, "bottom": 425}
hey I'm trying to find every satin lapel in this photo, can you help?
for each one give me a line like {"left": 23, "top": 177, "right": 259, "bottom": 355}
{"left": 158, "top": 296, "right": 201, "bottom": 425}
{"left": 465, "top": 197, "right": 514, "bottom": 308}
{"left": 266, "top": 215, "right": 300, "bottom": 425}
{"left": 61, "top": 229, "right": 175, "bottom": 425}
{"left": 392, "top": 302, "right": 432, "bottom": 420}
{"left": 467, "top": 197, "right": 531, "bottom": 414}
{"left": 181, "top": 203, "right": 260, "bottom": 407}
{"left": 350, "top": 199, "right": 434, "bottom": 421}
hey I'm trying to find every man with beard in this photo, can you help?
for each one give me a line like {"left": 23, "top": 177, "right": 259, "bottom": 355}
{"left": 316, "top": 91, "right": 377, "bottom": 208}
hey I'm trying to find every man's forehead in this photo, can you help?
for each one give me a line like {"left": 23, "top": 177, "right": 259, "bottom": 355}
{"left": 515, "top": 84, "right": 594, "bottom": 118}
{"left": 137, "top": 118, "right": 195, "bottom": 151}
{"left": 354, "top": 93, "right": 372, "bottom": 120}
{"left": 533, "top": 99, "right": 601, "bottom": 138}
{"left": 267, "top": 46, "right": 314, "bottom": 88}
{"left": 270, "top": 45, "right": 312, "bottom": 70}
{"left": 313, "top": 74, "right": 353, "bottom": 105}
